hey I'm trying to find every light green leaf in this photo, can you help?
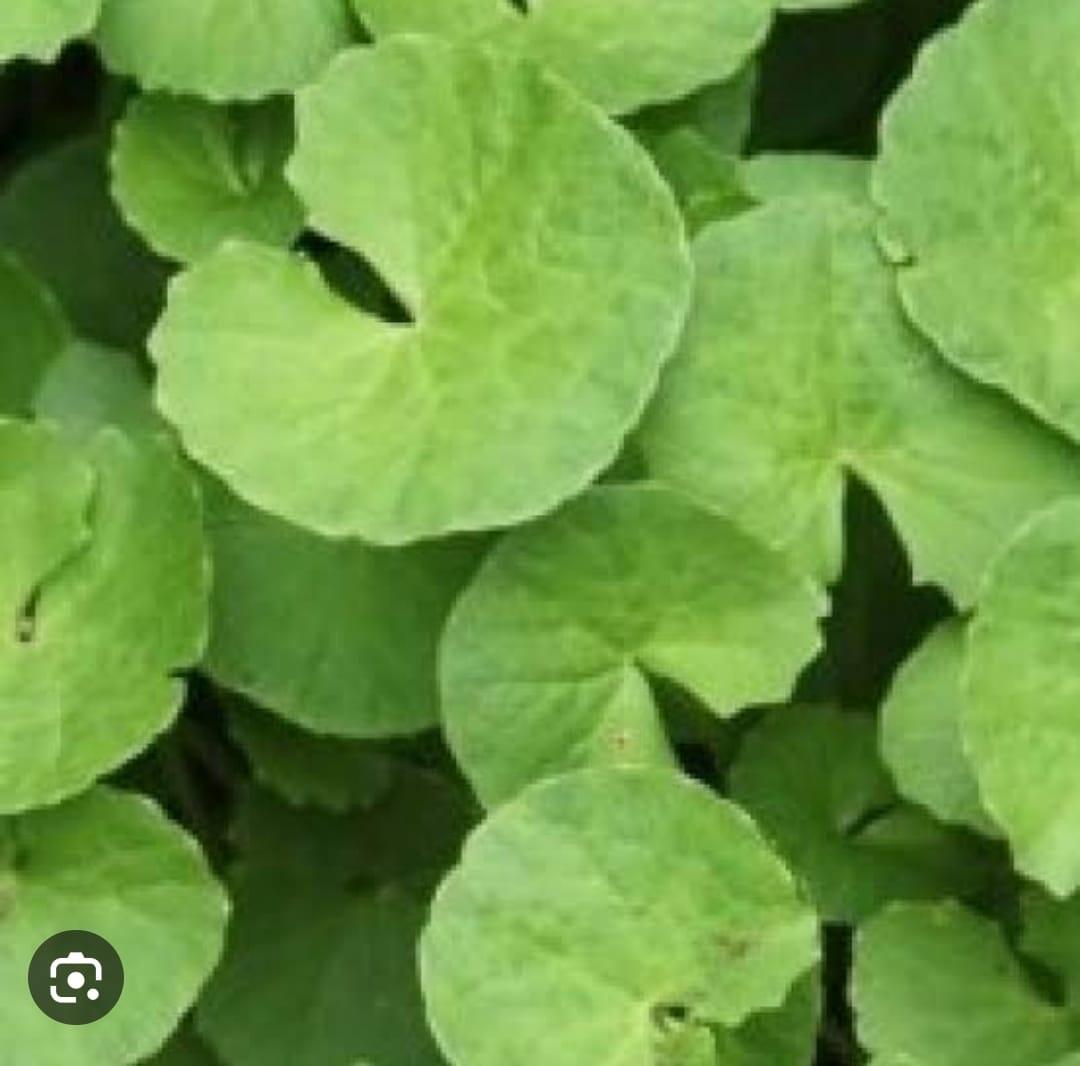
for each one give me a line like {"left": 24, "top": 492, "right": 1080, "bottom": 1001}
{"left": 880, "top": 619, "right": 994, "bottom": 835}
{"left": 0, "top": 252, "right": 67, "bottom": 417}
{"left": 0, "top": 420, "right": 208, "bottom": 813}
{"left": 742, "top": 152, "right": 868, "bottom": 203}
{"left": 730, "top": 706, "right": 993, "bottom": 921}
{"left": 0, "top": 0, "right": 99, "bottom": 62}
{"left": 964, "top": 498, "right": 1080, "bottom": 897}
{"left": 203, "top": 477, "right": 482, "bottom": 738}
{"left": 226, "top": 702, "right": 396, "bottom": 812}
{"left": 853, "top": 901, "right": 1072, "bottom": 1066}
{"left": 441, "top": 484, "right": 824, "bottom": 807}
{"left": 349, "top": 0, "right": 511, "bottom": 37}
{"left": 93, "top": 0, "right": 355, "bottom": 101}
{"left": 0, "top": 787, "right": 228, "bottom": 1066}
{"left": 152, "top": 38, "right": 690, "bottom": 544}
{"left": 33, "top": 340, "right": 159, "bottom": 437}
{"left": 111, "top": 95, "right": 304, "bottom": 264}
{"left": 352, "top": 0, "right": 772, "bottom": 115}
{"left": 421, "top": 768, "right": 819, "bottom": 1065}
{"left": 0, "top": 138, "right": 170, "bottom": 349}
{"left": 639, "top": 197, "right": 1080, "bottom": 605}
{"left": 873, "top": 0, "right": 1080, "bottom": 443}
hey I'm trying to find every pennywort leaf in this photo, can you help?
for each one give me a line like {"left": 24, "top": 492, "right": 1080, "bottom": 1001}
{"left": 420, "top": 768, "right": 820, "bottom": 1066}
{"left": 152, "top": 38, "right": 690, "bottom": 543}
{"left": 441, "top": 484, "right": 824, "bottom": 807}
{"left": 0, "top": 0, "right": 99, "bottom": 63}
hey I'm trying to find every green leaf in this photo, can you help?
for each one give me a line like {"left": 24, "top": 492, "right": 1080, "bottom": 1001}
{"left": 421, "top": 768, "right": 819, "bottom": 1066}
{"left": 0, "top": 0, "right": 99, "bottom": 62}
{"left": 203, "top": 477, "right": 482, "bottom": 738}
{"left": 742, "top": 152, "right": 868, "bottom": 203}
{"left": 33, "top": 340, "right": 160, "bottom": 437}
{"left": 441, "top": 484, "right": 824, "bottom": 807}
{"left": 639, "top": 197, "right": 1080, "bottom": 605}
{"left": 880, "top": 619, "right": 995, "bottom": 835}
{"left": 0, "top": 787, "right": 228, "bottom": 1066}
{"left": 0, "top": 252, "right": 67, "bottom": 417}
{"left": 647, "top": 130, "right": 755, "bottom": 235}
{"left": 198, "top": 878, "right": 442, "bottom": 1066}
{"left": 93, "top": 0, "right": 355, "bottom": 101}
{"left": 853, "top": 901, "right": 1073, "bottom": 1066}
{"left": 730, "top": 706, "right": 994, "bottom": 921}
{"left": 152, "top": 38, "right": 690, "bottom": 544}
{"left": 349, "top": 0, "right": 511, "bottom": 38}
{"left": 141, "top": 1027, "right": 219, "bottom": 1066}
{"left": 226, "top": 702, "right": 396, "bottom": 812}
{"left": 712, "top": 971, "right": 820, "bottom": 1066}
{"left": 0, "top": 138, "right": 171, "bottom": 349}
{"left": 964, "top": 498, "right": 1080, "bottom": 897}
{"left": 0, "top": 420, "right": 208, "bottom": 813}
{"left": 874, "top": 0, "right": 1080, "bottom": 443}
{"left": 111, "top": 95, "right": 304, "bottom": 264}
{"left": 352, "top": 1, "right": 773, "bottom": 115}
{"left": 1022, "top": 888, "right": 1080, "bottom": 1015}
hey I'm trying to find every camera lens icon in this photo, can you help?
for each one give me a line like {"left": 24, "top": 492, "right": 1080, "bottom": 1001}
{"left": 50, "top": 951, "right": 103, "bottom": 1004}
{"left": 28, "top": 931, "right": 123, "bottom": 1024}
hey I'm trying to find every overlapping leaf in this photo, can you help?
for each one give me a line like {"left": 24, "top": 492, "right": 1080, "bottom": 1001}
{"left": 152, "top": 38, "right": 690, "bottom": 543}
{"left": 730, "top": 706, "right": 994, "bottom": 921}
{"left": 639, "top": 197, "right": 1080, "bottom": 605}
{"left": 881, "top": 619, "right": 993, "bottom": 835}
{"left": 111, "top": 95, "right": 304, "bottom": 264}
{"left": 0, "top": 420, "right": 208, "bottom": 813}
{"left": 93, "top": 0, "right": 355, "bottom": 100}
{"left": 964, "top": 499, "right": 1080, "bottom": 896}
{"left": 874, "top": 0, "right": 1080, "bottom": 442}
{"left": 203, "top": 478, "right": 482, "bottom": 737}
{"left": 853, "top": 901, "right": 1073, "bottom": 1066}
{"left": 421, "top": 768, "right": 819, "bottom": 1066}
{"left": 441, "top": 484, "right": 824, "bottom": 807}
{"left": 0, "top": 787, "right": 228, "bottom": 1066}
{"left": 351, "top": 0, "right": 773, "bottom": 114}
{"left": 0, "top": 253, "right": 66, "bottom": 417}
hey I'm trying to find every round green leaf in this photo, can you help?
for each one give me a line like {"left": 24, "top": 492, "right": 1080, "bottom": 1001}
{"left": 93, "top": 0, "right": 355, "bottom": 101}
{"left": 111, "top": 95, "right": 304, "bottom": 264}
{"left": 153, "top": 39, "right": 686, "bottom": 542}
{"left": 352, "top": 0, "right": 772, "bottom": 115}
{"left": 0, "top": 138, "right": 171, "bottom": 349}
{"left": 441, "top": 484, "right": 824, "bottom": 807}
{"left": 0, "top": 0, "right": 99, "bottom": 62}
{"left": 152, "top": 38, "right": 690, "bottom": 544}
{"left": 639, "top": 197, "right": 1080, "bottom": 605}
{"left": 203, "top": 477, "right": 482, "bottom": 738}
{"left": 0, "top": 252, "right": 67, "bottom": 417}
{"left": 0, "top": 420, "right": 209, "bottom": 813}
{"left": 881, "top": 619, "right": 994, "bottom": 835}
{"left": 853, "top": 901, "right": 1073, "bottom": 1066}
{"left": 964, "top": 498, "right": 1080, "bottom": 897}
{"left": 421, "top": 768, "right": 819, "bottom": 1066}
{"left": 873, "top": 0, "right": 1080, "bottom": 442}
{"left": 0, "top": 787, "right": 228, "bottom": 1066}
{"left": 226, "top": 702, "right": 396, "bottom": 812}
{"left": 730, "top": 706, "right": 993, "bottom": 921}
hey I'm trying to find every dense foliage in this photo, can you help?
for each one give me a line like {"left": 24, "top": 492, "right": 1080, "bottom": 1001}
{"left": 3, "top": 0, "right": 1080, "bottom": 1062}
